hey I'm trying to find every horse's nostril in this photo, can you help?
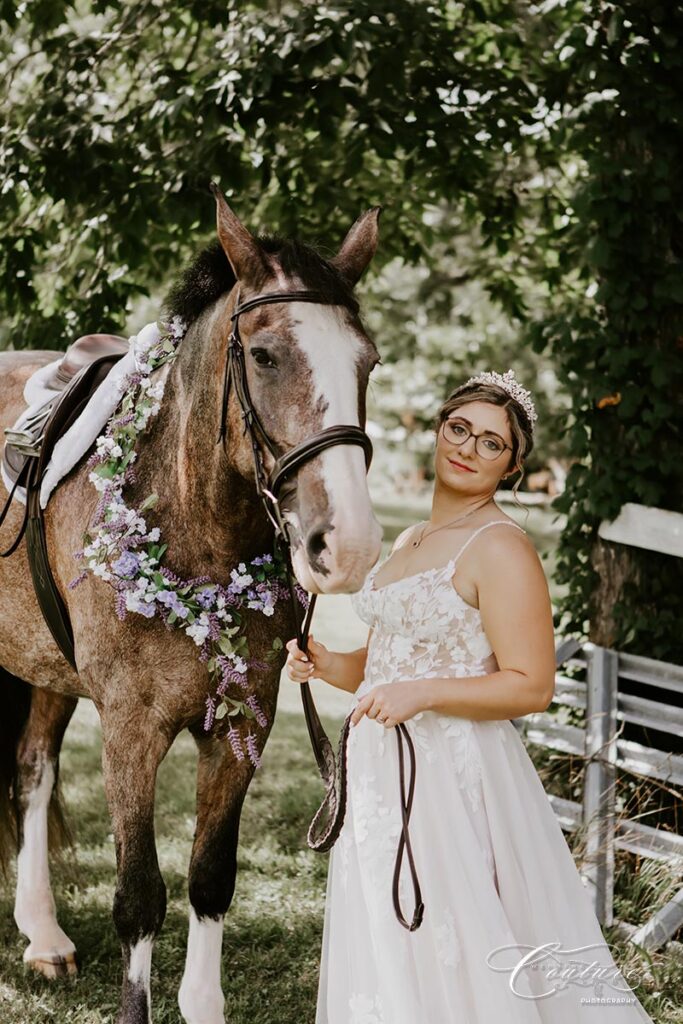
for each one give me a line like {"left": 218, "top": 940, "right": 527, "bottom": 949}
{"left": 306, "top": 527, "right": 329, "bottom": 562}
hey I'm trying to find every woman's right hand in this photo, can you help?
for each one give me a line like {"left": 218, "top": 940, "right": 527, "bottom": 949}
{"left": 285, "top": 634, "right": 333, "bottom": 684}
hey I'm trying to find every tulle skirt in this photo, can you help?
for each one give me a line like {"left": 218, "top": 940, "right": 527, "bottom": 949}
{"left": 315, "top": 708, "right": 654, "bottom": 1023}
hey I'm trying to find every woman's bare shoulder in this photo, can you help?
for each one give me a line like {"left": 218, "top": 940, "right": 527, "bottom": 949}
{"left": 474, "top": 516, "right": 544, "bottom": 580}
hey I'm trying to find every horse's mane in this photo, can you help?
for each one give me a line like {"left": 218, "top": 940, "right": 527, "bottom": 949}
{"left": 163, "top": 236, "right": 358, "bottom": 326}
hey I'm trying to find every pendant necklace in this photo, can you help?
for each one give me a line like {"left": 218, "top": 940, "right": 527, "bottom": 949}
{"left": 411, "top": 498, "right": 496, "bottom": 548}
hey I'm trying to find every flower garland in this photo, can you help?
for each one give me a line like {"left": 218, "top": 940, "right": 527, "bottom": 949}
{"left": 70, "top": 317, "right": 308, "bottom": 768}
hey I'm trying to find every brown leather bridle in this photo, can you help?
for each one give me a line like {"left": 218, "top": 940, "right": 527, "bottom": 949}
{"left": 219, "top": 286, "right": 424, "bottom": 931}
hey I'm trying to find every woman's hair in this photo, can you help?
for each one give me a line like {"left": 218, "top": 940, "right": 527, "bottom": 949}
{"left": 432, "top": 381, "right": 535, "bottom": 508}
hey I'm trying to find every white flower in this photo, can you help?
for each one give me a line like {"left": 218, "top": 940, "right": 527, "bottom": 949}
{"left": 169, "top": 315, "right": 186, "bottom": 339}
{"left": 231, "top": 569, "right": 253, "bottom": 588}
{"left": 88, "top": 471, "right": 109, "bottom": 493}
{"left": 234, "top": 656, "right": 248, "bottom": 674}
{"left": 186, "top": 621, "right": 210, "bottom": 646}
{"left": 125, "top": 592, "right": 144, "bottom": 613}
{"left": 96, "top": 436, "right": 116, "bottom": 456}
{"left": 93, "top": 563, "right": 112, "bottom": 580}
{"left": 147, "top": 527, "right": 161, "bottom": 542}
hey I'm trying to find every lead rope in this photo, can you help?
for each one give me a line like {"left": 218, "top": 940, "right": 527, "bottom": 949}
{"left": 220, "top": 287, "right": 424, "bottom": 931}
{"left": 296, "top": 573, "right": 423, "bottom": 933}
{"left": 283, "top": 533, "right": 424, "bottom": 931}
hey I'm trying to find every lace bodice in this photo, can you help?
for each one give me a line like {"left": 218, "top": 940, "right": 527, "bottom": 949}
{"left": 350, "top": 520, "right": 526, "bottom": 698}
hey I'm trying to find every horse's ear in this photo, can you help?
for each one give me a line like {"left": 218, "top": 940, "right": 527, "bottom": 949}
{"left": 210, "top": 182, "right": 269, "bottom": 285}
{"left": 330, "top": 206, "right": 382, "bottom": 286}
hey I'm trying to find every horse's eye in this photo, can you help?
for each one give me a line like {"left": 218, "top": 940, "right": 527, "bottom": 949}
{"left": 251, "top": 348, "right": 276, "bottom": 368}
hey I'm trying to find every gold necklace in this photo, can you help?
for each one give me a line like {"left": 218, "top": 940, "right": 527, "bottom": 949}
{"left": 411, "top": 498, "right": 496, "bottom": 548}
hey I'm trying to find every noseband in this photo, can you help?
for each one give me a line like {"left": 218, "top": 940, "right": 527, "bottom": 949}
{"left": 218, "top": 287, "right": 424, "bottom": 932}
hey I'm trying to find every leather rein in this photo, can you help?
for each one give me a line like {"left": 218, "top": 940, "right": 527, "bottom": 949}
{"left": 218, "top": 286, "right": 424, "bottom": 931}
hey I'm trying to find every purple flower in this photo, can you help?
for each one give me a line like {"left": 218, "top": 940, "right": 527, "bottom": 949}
{"left": 245, "top": 732, "right": 262, "bottom": 768}
{"left": 196, "top": 586, "right": 217, "bottom": 610}
{"left": 206, "top": 613, "right": 221, "bottom": 641}
{"left": 156, "top": 589, "right": 189, "bottom": 619}
{"left": 68, "top": 570, "right": 88, "bottom": 590}
{"left": 111, "top": 552, "right": 141, "bottom": 578}
{"left": 245, "top": 694, "right": 268, "bottom": 729}
{"left": 227, "top": 727, "right": 245, "bottom": 762}
{"left": 136, "top": 601, "right": 156, "bottom": 619}
{"left": 204, "top": 695, "right": 216, "bottom": 732}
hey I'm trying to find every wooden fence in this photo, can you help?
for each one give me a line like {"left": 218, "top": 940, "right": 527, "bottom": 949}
{"left": 512, "top": 637, "right": 683, "bottom": 951}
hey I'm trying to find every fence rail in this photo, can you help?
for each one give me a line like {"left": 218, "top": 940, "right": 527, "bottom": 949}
{"left": 513, "top": 639, "right": 683, "bottom": 952}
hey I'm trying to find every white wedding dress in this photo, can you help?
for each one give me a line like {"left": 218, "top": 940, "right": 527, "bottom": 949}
{"left": 316, "top": 520, "right": 655, "bottom": 1023}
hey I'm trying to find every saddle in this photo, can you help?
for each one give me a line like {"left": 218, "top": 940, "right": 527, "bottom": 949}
{"left": 1, "top": 333, "right": 128, "bottom": 666}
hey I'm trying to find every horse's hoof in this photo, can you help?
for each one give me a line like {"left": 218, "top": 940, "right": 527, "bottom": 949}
{"left": 27, "top": 951, "right": 79, "bottom": 979}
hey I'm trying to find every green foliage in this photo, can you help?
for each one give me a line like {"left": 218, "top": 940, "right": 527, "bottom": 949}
{"left": 0, "top": 0, "right": 561, "bottom": 348}
{"left": 1, "top": 1, "right": 681, "bottom": 657}
{"left": 527, "top": 3, "right": 683, "bottom": 660}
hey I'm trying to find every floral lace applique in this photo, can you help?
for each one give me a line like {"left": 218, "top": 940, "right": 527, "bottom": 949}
{"left": 349, "top": 993, "right": 386, "bottom": 1024}
{"left": 349, "top": 771, "right": 403, "bottom": 858}
{"left": 437, "top": 717, "right": 483, "bottom": 813}
{"left": 435, "top": 908, "right": 462, "bottom": 968}
{"left": 350, "top": 556, "right": 499, "bottom": 696}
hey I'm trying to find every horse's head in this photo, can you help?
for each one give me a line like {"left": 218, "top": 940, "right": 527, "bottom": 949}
{"left": 210, "top": 187, "right": 383, "bottom": 594}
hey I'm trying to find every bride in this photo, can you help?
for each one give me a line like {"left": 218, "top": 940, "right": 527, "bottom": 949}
{"left": 286, "top": 369, "right": 654, "bottom": 1022}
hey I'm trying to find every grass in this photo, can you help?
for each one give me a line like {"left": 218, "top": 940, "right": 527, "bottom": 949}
{"left": 0, "top": 501, "right": 680, "bottom": 1022}
{"left": 1, "top": 702, "right": 679, "bottom": 1023}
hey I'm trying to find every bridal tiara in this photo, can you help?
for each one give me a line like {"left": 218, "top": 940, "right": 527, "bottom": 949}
{"left": 459, "top": 369, "right": 538, "bottom": 432}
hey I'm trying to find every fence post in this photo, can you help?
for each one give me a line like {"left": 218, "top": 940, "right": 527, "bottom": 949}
{"left": 582, "top": 644, "right": 619, "bottom": 925}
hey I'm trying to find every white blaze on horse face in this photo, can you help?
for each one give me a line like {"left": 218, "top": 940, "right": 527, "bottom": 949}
{"left": 178, "top": 910, "right": 225, "bottom": 1024}
{"left": 14, "top": 760, "right": 76, "bottom": 964}
{"left": 287, "top": 301, "right": 381, "bottom": 586}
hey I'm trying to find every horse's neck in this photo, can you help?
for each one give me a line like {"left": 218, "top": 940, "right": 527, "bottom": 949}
{"left": 129, "top": 305, "right": 272, "bottom": 579}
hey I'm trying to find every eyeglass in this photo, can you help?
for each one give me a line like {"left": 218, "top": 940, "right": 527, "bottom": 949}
{"left": 440, "top": 417, "right": 513, "bottom": 462}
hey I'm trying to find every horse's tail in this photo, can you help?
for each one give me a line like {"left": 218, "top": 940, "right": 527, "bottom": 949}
{"left": 0, "top": 666, "right": 31, "bottom": 875}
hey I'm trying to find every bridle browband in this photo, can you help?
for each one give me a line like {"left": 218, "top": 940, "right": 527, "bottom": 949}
{"left": 219, "top": 285, "right": 424, "bottom": 932}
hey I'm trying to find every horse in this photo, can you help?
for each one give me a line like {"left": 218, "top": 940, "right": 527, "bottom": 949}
{"left": 0, "top": 188, "right": 383, "bottom": 1024}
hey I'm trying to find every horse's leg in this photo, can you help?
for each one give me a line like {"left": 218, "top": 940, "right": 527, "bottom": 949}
{"left": 100, "top": 711, "right": 173, "bottom": 1024}
{"left": 178, "top": 732, "right": 255, "bottom": 1024}
{"left": 13, "top": 687, "right": 79, "bottom": 979}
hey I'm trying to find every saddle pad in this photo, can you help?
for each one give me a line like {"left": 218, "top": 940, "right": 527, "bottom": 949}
{"left": 1, "top": 322, "right": 162, "bottom": 509}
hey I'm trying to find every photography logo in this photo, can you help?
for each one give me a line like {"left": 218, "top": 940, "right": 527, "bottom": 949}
{"left": 486, "top": 941, "right": 642, "bottom": 1006}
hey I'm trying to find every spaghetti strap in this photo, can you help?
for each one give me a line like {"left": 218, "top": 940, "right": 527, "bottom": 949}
{"left": 452, "top": 519, "right": 526, "bottom": 565}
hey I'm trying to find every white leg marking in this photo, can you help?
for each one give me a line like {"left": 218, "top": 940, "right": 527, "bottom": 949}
{"left": 128, "top": 935, "right": 154, "bottom": 986}
{"left": 178, "top": 909, "right": 225, "bottom": 1024}
{"left": 14, "top": 761, "right": 76, "bottom": 964}
{"left": 127, "top": 936, "right": 154, "bottom": 1024}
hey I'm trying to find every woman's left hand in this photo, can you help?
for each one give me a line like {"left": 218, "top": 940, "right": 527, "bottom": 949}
{"left": 350, "top": 681, "right": 426, "bottom": 729}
